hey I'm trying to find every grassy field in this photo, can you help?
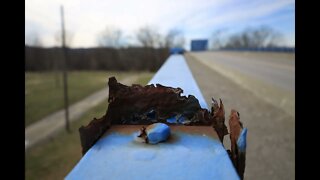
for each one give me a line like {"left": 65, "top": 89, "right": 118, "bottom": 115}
{"left": 25, "top": 71, "right": 140, "bottom": 126}
{"left": 25, "top": 72, "right": 154, "bottom": 180}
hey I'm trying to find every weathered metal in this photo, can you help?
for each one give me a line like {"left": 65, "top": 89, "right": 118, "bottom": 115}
{"left": 79, "top": 77, "right": 227, "bottom": 155}
{"left": 107, "top": 77, "right": 202, "bottom": 124}
{"left": 229, "top": 109, "right": 247, "bottom": 180}
{"left": 137, "top": 123, "right": 171, "bottom": 144}
{"left": 68, "top": 126, "right": 239, "bottom": 180}
{"left": 79, "top": 115, "right": 109, "bottom": 155}
{"left": 211, "top": 98, "right": 228, "bottom": 143}
{"left": 78, "top": 76, "right": 248, "bottom": 179}
{"left": 75, "top": 54, "right": 247, "bottom": 179}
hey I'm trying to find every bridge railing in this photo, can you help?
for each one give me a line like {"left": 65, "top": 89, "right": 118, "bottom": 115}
{"left": 66, "top": 54, "right": 241, "bottom": 180}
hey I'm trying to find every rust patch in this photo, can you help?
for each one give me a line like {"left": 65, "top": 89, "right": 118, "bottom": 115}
{"left": 228, "top": 109, "right": 246, "bottom": 180}
{"left": 211, "top": 98, "right": 228, "bottom": 143}
{"left": 137, "top": 126, "right": 148, "bottom": 143}
{"left": 79, "top": 115, "right": 111, "bottom": 155}
{"left": 106, "top": 77, "right": 203, "bottom": 125}
{"left": 78, "top": 77, "right": 244, "bottom": 177}
{"left": 79, "top": 77, "right": 231, "bottom": 154}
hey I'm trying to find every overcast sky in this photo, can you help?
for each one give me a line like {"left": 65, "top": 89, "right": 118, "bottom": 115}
{"left": 25, "top": 0, "right": 295, "bottom": 48}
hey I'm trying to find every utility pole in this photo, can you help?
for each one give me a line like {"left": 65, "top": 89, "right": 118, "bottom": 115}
{"left": 60, "top": 5, "right": 70, "bottom": 133}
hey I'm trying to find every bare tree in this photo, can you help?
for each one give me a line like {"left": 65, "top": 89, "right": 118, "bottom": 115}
{"left": 251, "top": 26, "right": 284, "bottom": 47}
{"left": 97, "top": 26, "right": 123, "bottom": 48}
{"left": 25, "top": 31, "right": 43, "bottom": 47}
{"left": 224, "top": 26, "right": 283, "bottom": 48}
{"left": 136, "top": 26, "right": 162, "bottom": 48}
{"left": 164, "top": 29, "right": 185, "bottom": 48}
{"left": 210, "top": 29, "right": 229, "bottom": 50}
{"left": 226, "top": 35, "right": 242, "bottom": 48}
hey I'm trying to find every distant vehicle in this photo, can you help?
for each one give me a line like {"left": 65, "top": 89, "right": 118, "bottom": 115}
{"left": 170, "top": 47, "right": 185, "bottom": 54}
{"left": 191, "top": 40, "right": 208, "bottom": 51}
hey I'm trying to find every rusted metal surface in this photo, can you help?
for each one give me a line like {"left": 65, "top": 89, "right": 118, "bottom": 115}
{"left": 211, "top": 98, "right": 228, "bottom": 143}
{"left": 79, "top": 77, "right": 227, "bottom": 155}
{"left": 78, "top": 77, "right": 247, "bottom": 179}
{"left": 107, "top": 76, "right": 202, "bottom": 124}
{"left": 229, "top": 109, "right": 247, "bottom": 180}
{"left": 101, "top": 125, "right": 220, "bottom": 138}
{"left": 79, "top": 115, "right": 110, "bottom": 155}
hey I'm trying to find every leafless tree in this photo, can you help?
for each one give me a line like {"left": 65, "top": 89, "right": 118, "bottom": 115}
{"left": 97, "top": 26, "right": 123, "bottom": 48}
{"left": 164, "top": 29, "right": 185, "bottom": 48}
{"left": 210, "top": 29, "right": 229, "bottom": 50}
{"left": 224, "top": 26, "right": 283, "bottom": 48}
{"left": 136, "top": 26, "right": 162, "bottom": 48}
{"left": 25, "top": 31, "right": 43, "bottom": 47}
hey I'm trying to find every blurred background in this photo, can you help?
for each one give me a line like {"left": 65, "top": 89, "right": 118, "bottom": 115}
{"left": 25, "top": 0, "right": 294, "bottom": 179}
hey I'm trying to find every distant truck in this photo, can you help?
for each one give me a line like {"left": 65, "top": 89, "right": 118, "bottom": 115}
{"left": 191, "top": 39, "right": 208, "bottom": 51}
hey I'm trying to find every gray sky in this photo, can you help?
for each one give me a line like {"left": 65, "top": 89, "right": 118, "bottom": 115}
{"left": 25, "top": 0, "right": 295, "bottom": 49}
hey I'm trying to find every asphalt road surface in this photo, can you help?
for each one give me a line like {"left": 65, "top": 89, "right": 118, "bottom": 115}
{"left": 190, "top": 51, "right": 295, "bottom": 117}
{"left": 185, "top": 51, "right": 295, "bottom": 180}
{"left": 191, "top": 51, "right": 294, "bottom": 92}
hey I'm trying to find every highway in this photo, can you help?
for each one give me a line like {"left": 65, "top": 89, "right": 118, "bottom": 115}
{"left": 189, "top": 51, "right": 295, "bottom": 117}
{"left": 191, "top": 51, "right": 294, "bottom": 92}
{"left": 185, "top": 51, "right": 295, "bottom": 180}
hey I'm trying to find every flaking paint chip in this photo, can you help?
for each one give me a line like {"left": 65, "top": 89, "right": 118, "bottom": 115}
{"left": 137, "top": 123, "right": 171, "bottom": 144}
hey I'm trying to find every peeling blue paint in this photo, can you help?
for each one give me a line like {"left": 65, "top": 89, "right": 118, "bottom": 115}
{"left": 145, "top": 123, "right": 171, "bottom": 144}
{"left": 166, "top": 115, "right": 186, "bottom": 124}
{"left": 237, "top": 128, "right": 248, "bottom": 152}
{"left": 166, "top": 116, "right": 177, "bottom": 124}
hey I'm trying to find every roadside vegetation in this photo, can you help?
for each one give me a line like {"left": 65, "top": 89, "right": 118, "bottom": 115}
{"left": 25, "top": 71, "right": 142, "bottom": 126}
{"left": 25, "top": 72, "right": 154, "bottom": 180}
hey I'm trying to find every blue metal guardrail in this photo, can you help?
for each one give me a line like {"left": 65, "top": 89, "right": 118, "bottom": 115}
{"left": 148, "top": 54, "right": 208, "bottom": 109}
{"left": 65, "top": 54, "right": 239, "bottom": 180}
{"left": 169, "top": 47, "right": 185, "bottom": 55}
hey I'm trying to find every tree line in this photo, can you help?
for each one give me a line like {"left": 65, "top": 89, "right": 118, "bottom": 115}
{"left": 210, "top": 26, "right": 289, "bottom": 49}
{"left": 25, "top": 46, "right": 169, "bottom": 71}
{"left": 97, "top": 26, "right": 185, "bottom": 49}
{"left": 26, "top": 24, "right": 289, "bottom": 50}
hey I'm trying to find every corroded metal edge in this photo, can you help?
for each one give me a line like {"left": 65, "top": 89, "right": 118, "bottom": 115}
{"left": 229, "top": 109, "right": 247, "bottom": 180}
{"left": 79, "top": 76, "right": 247, "bottom": 179}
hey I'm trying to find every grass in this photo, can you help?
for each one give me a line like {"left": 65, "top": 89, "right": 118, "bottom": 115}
{"left": 25, "top": 72, "right": 154, "bottom": 180}
{"left": 25, "top": 71, "right": 139, "bottom": 126}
